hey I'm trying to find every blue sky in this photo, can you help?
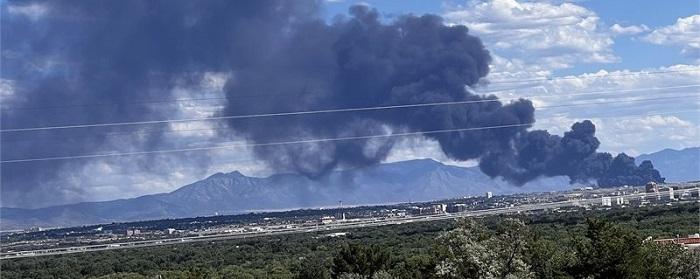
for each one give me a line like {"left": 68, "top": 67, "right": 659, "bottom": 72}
{"left": 577, "top": 0, "right": 699, "bottom": 73}
{"left": 324, "top": 0, "right": 700, "bottom": 74}
{"left": 319, "top": 0, "right": 699, "bottom": 158}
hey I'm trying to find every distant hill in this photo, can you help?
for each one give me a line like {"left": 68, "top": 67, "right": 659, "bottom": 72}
{"left": 636, "top": 147, "right": 700, "bottom": 182}
{"left": 0, "top": 159, "right": 570, "bottom": 230}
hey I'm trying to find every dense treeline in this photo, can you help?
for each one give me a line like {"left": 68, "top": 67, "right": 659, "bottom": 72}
{"left": 1, "top": 204, "right": 698, "bottom": 278}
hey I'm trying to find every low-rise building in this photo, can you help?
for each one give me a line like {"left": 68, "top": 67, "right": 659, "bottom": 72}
{"left": 432, "top": 204, "right": 447, "bottom": 214}
{"left": 645, "top": 182, "right": 659, "bottom": 193}
{"left": 615, "top": 197, "right": 624, "bottom": 205}
{"left": 448, "top": 203, "right": 468, "bottom": 213}
{"left": 654, "top": 234, "right": 700, "bottom": 250}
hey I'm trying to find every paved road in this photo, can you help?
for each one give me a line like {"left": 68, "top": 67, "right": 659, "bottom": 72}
{"left": 0, "top": 192, "right": 663, "bottom": 259}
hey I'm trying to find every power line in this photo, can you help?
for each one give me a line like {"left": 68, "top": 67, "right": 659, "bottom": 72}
{"left": 155, "top": 86, "right": 700, "bottom": 111}
{"left": 2, "top": 84, "right": 698, "bottom": 133}
{"left": 3, "top": 92, "right": 698, "bottom": 144}
{"left": 3, "top": 109, "right": 697, "bottom": 164}
{"left": 0, "top": 124, "right": 529, "bottom": 163}
{"left": 2, "top": 68, "right": 698, "bottom": 111}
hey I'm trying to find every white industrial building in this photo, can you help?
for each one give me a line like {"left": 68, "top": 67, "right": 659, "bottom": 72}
{"left": 615, "top": 197, "right": 624, "bottom": 205}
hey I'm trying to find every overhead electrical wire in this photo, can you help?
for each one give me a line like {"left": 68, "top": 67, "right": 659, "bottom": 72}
{"left": 2, "top": 92, "right": 698, "bottom": 144}
{"left": 2, "top": 109, "right": 697, "bottom": 164}
{"left": 2, "top": 68, "right": 698, "bottom": 111}
{"left": 2, "top": 84, "right": 698, "bottom": 133}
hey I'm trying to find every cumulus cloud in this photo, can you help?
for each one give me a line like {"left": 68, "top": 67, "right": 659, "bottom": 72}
{"left": 6, "top": 2, "right": 48, "bottom": 20}
{"left": 476, "top": 64, "right": 700, "bottom": 155}
{"left": 483, "top": 53, "right": 554, "bottom": 82}
{"left": 538, "top": 115, "right": 699, "bottom": 157}
{"left": 643, "top": 15, "right": 700, "bottom": 59}
{"left": 1, "top": 0, "right": 320, "bottom": 207}
{"left": 384, "top": 64, "right": 699, "bottom": 177}
{"left": 384, "top": 137, "right": 478, "bottom": 168}
{"left": 2, "top": 0, "right": 694, "bottom": 206}
{"left": 610, "top": 23, "right": 649, "bottom": 35}
{"left": 0, "top": 79, "right": 15, "bottom": 99}
{"left": 444, "top": 0, "right": 616, "bottom": 70}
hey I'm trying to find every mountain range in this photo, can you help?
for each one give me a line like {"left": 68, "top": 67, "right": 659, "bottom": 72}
{"left": 636, "top": 147, "right": 699, "bottom": 182}
{"left": 0, "top": 159, "right": 570, "bottom": 230}
{"left": 2, "top": 147, "right": 697, "bottom": 230}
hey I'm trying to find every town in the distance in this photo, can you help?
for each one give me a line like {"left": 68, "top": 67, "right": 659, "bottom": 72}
{"left": 3, "top": 180, "right": 698, "bottom": 259}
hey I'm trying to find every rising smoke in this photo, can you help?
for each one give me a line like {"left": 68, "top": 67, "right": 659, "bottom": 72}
{"left": 1, "top": 0, "right": 320, "bottom": 206}
{"left": 221, "top": 5, "right": 664, "bottom": 186}
{"left": 1, "top": 0, "right": 663, "bottom": 207}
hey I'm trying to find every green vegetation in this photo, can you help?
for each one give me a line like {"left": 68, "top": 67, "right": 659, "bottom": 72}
{"left": 2, "top": 203, "right": 698, "bottom": 279}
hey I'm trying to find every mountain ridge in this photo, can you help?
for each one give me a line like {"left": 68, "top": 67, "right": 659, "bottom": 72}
{"left": 3, "top": 146, "right": 696, "bottom": 230}
{"left": 0, "top": 159, "right": 569, "bottom": 230}
{"left": 636, "top": 147, "right": 699, "bottom": 182}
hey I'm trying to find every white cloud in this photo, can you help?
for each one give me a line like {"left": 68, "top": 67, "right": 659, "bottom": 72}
{"left": 481, "top": 64, "right": 700, "bottom": 94}
{"left": 538, "top": 114, "right": 699, "bottom": 156}
{"left": 0, "top": 79, "right": 16, "bottom": 100}
{"left": 61, "top": 64, "right": 698, "bottom": 204}
{"left": 480, "top": 53, "right": 554, "bottom": 83}
{"left": 479, "top": 64, "right": 700, "bottom": 155}
{"left": 610, "top": 23, "right": 649, "bottom": 35}
{"left": 387, "top": 63, "right": 700, "bottom": 169}
{"left": 42, "top": 71, "right": 266, "bottom": 205}
{"left": 643, "top": 15, "right": 700, "bottom": 59}
{"left": 7, "top": 3, "right": 49, "bottom": 20}
{"left": 444, "top": 0, "right": 616, "bottom": 70}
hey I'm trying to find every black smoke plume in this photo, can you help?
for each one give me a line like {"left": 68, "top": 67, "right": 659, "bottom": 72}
{"left": 1, "top": 1, "right": 663, "bottom": 207}
{"left": 479, "top": 120, "right": 664, "bottom": 186}
{"left": 1, "top": 0, "right": 319, "bottom": 207}
{"left": 221, "top": 6, "right": 664, "bottom": 186}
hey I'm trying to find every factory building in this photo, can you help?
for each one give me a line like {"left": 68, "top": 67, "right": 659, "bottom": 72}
{"left": 615, "top": 196, "right": 625, "bottom": 205}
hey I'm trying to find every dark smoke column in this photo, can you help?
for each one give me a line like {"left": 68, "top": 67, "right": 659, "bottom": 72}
{"left": 2, "top": 0, "right": 661, "bottom": 209}
{"left": 221, "top": 5, "right": 664, "bottom": 187}
{"left": 480, "top": 120, "right": 665, "bottom": 186}
{"left": 223, "top": 6, "right": 532, "bottom": 177}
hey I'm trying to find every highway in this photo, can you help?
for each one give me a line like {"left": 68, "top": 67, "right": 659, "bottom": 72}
{"left": 0, "top": 192, "right": 667, "bottom": 259}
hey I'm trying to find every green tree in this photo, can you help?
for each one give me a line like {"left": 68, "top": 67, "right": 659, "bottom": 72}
{"left": 526, "top": 236, "right": 572, "bottom": 279}
{"left": 294, "top": 256, "right": 331, "bottom": 279}
{"left": 435, "top": 218, "right": 534, "bottom": 279}
{"left": 93, "top": 273, "right": 146, "bottom": 279}
{"left": 371, "top": 270, "right": 394, "bottom": 279}
{"left": 569, "top": 219, "right": 641, "bottom": 278}
{"left": 332, "top": 244, "right": 391, "bottom": 278}
{"left": 626, "top": 241, "right": 700, "bottom": 279}
{"left": 215, "top": 265, "right": 256, "bottom": 279}
{"left": 390, "top": 254, "right": 437, "bottom": 279}
{"left": 491, "top": 219, "right": 533, "bottom": 279}
{"left": 337, "top": 273, "right": 367, "bottom": 279}
{"left": 434, "top": 218, "right": 492, "bottom": 278}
